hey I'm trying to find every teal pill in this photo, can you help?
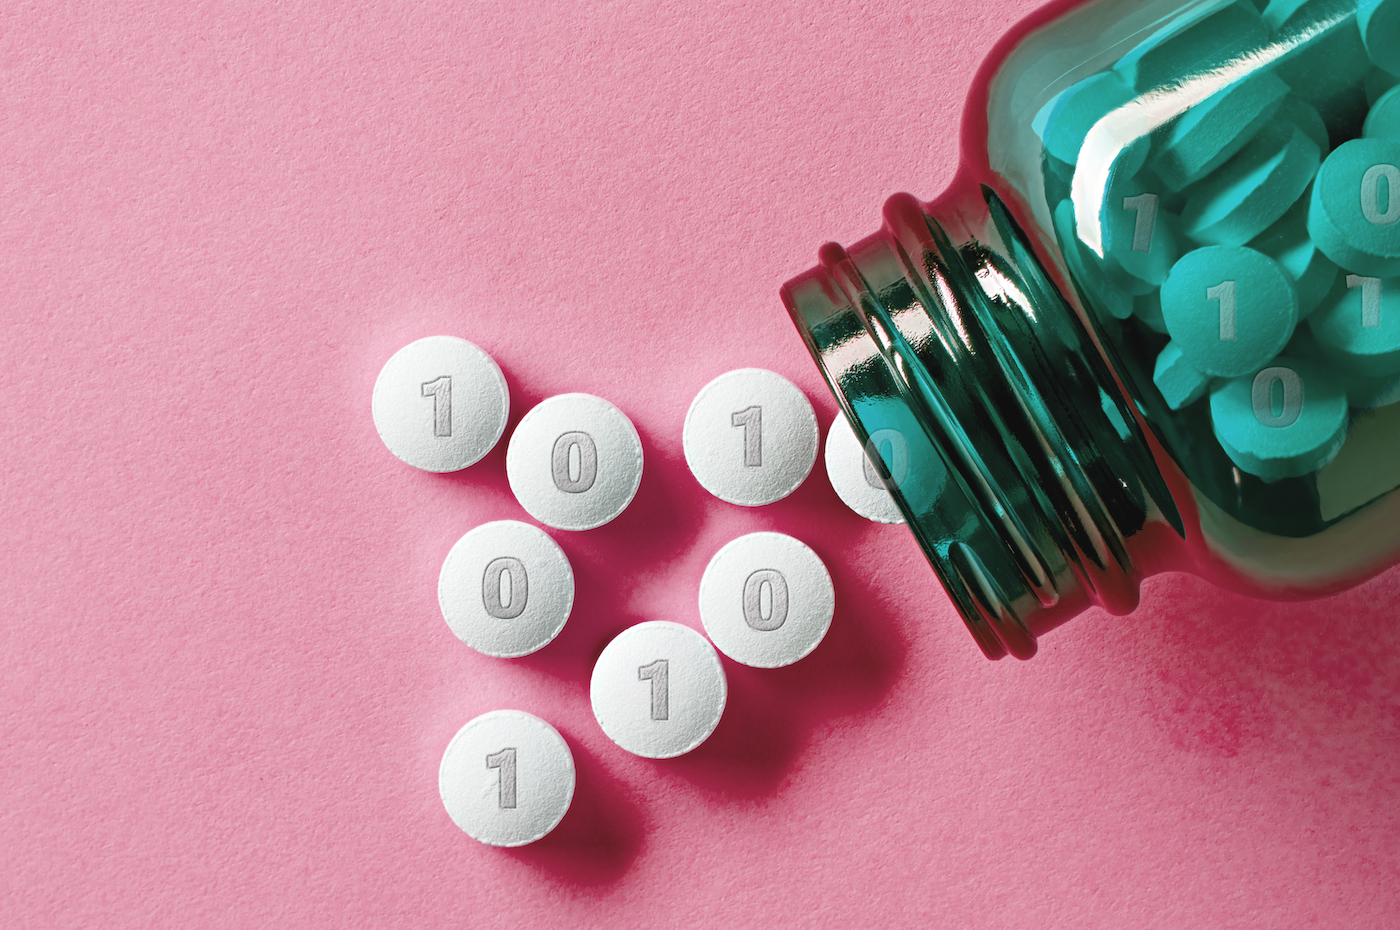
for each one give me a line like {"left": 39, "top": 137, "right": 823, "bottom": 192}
{"left": 1276, "top": 95, "right": 1330, "bottom": 158}
{"left": 1307, "top": 138, "right": 1400, "bottom": 276}
{"left": 1153, "top": 341, "right": 1213, "bottom": 409}
{"left": 1053, "top": 199, "right": 1134, "bottom": 320}
{"left": 1038, "top": 71, "right": 1138, "bottom": 167}
{"left": 1181, "top": 120, "right": 1321, "bottom": 246}
{"left": 1209, "top": 355, "right": 1349, "bottom": 480}
{"left": 1116, "top": 1, "right": 1266, "bottom": 92}
{"left": 1135, "top": 290, "right": 1169, "bottom": 333}
{"left": 1364, "top": 85, "right": 1400, "bottom": 142}
{"left": 1161, "top": 245, "right": 1299, "bottom": 377}
{"left": 1309, "top": 274, "right": 1400, "bottom": 376}
{"left": 1265, "top": 0, "right": 1372, "bottom": 103}
{"left": 1151, "top": 70, "right": 1289, "bottom": 189}
{"left": 1360, "top": 0, "right": 1400, "bottom": 76}
{"left": 1101, "top": 173, "right": 1178, "bottom": 290}
{"left": 1249, "top": 194, "right": 1339, "bottom": 318}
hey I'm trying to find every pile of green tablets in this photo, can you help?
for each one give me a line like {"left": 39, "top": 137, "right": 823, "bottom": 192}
{"left": 1040, "top": 0, "right": 1400, "bottom": 483}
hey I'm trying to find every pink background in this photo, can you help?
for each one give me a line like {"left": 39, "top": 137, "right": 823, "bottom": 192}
{"left": 5, "top": 2, "right": 1400, "bottom": 926}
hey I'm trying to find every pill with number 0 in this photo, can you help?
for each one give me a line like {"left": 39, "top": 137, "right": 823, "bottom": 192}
{"left": 699, "top": 532, "right": 835, "bottom": 669}
{"left": 1209, "top": 356, "right": 1348, "bottom": 481}
{"left": 823, "top": 415, "right": 905, "bottom": 524}
{"left": 683, "top": 368, "right": 819, "bottom": 507}
{"left": 439, "top": 710, "right": 575, "bottom": 847}
{"left": 1307, "top": 139, "right": 1400, "bottom": 277}
{"left": 506, "top": 393, "right": 643, "bottom": 531}
{"left": 372, "top": 336, "right": 509, "bottom": 472}
{"left": 590, "top": 621, "right": 726, "bottom": 759}
{"left": 438, "top": 521, "right": 574, "bottom": 658}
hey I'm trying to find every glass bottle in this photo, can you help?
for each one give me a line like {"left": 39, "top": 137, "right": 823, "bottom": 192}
{"left": 782, "top": 0, "right": 1400, "bottom": 659}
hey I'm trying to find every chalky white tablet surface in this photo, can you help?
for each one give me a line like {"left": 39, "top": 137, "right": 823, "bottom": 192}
{"left": 439, "top": 710, "right": 575, "bottom": 847}
{"left": 682, "top": 368, "right": 818, "bottom": 506}
{"left": 438, "top": 521, "right": 574, "bottom": 658}
{"left": 506, "top": 393, "right": 643, "bottom": 531}
{"left": 823, "top": 415, "right": 906, "bottom": 524}
{"left": 590, "top": 621, "right": 726, "bottom": 759}
{"left": 699, "top": 532, "right": 835, "bottom": 669}
{"left": 372, "top": 336, "right": 508, "bottom": 472}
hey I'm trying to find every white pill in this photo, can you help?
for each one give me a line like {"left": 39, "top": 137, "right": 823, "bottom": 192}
{"left": 698, "top": 532, "right": 835, "bottom": 668}
{"left": 438, "top": 521, "right": 574, "bottom": 658}
{"left": 505, "top": 394, "right": 643, "bottom": 531}
{"left": 372, "top": 336, "right": 508, "bottom": 472}
{"left": 590, "top": 621, "right": 726, "bottom": 759}
{"left": 823, "top": 415, "right": 906, "bottom": 525}
{"left": 682, "top": 368, "right": 819, "bottom": 506}
{"left": 439, "top": 709, "right": 575, "bottom": 847}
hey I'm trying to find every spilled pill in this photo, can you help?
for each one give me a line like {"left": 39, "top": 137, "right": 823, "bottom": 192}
{"left": 590, "top": 621, "right": 727, "bottom": 759}
{"left": 824, "top": 415, "right": 906, "bottom": 524}
{"left": 698, "top": 532, "right": 835, "bottom": 669}
{"left": 506, "top": 393, "right": 643, "bottom": 531}
{"left": 439, "top": 710, "right": 575, "bottom": 847}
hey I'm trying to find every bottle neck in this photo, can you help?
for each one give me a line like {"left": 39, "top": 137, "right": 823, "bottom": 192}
{"left": 783, "top": 186, "right": 1183, "bottom": 659}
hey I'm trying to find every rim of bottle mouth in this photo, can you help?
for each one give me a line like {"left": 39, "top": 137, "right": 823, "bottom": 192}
{"left": 783, "top": 186, "right": 1182, "bottom": 659}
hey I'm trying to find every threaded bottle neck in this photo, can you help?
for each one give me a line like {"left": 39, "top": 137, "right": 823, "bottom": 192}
{"left": 783, "top": 186, "right": 1182, "bottom": 659}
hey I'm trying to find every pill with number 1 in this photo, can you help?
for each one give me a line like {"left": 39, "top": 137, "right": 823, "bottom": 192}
{"left": 439, "top": 710, "right": 575, "bottom": 847}
{"left": 372, "top": 336, "right": 509, "bottom": 472}
{"left": 506, "top": 393, "right": 643, "bottom": 531}
{"left": 683, "top": 368, "right": 818, "bottom": 506}
{"left": 590, "top": 621, "right": 726, "bottom": 759}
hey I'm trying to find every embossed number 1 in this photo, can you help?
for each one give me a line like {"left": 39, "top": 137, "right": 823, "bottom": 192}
{"left": 638, "top": 659, "right": 669, "bottom": 720}
{"left": 421, "top": 376, "right": 452, "bottom": 437}
{"left": 731, "top": 406, "right": 762, "bottom": 467}
{"left": 1122, "top": 193, "right": 1158, "bottom": 253}
{"left": 1207, "top": 281, "right": 1236, "bottom": 341}
{"left": 485, "top": 747, "right": 517, "bottom": 809}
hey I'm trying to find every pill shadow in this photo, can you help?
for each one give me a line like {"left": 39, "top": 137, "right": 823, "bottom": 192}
{"left": 665, "top": 547, "right": 909, "bottom": 798}
{"left": 504, "top": 734, "right": 648, "bottom": 885}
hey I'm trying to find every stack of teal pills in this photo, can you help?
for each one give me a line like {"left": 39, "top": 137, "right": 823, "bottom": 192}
{"left": 1039, "top": 0, "right": 1400, "bottom": 483}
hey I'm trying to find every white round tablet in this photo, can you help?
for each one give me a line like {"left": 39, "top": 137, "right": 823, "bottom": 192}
{"left": 682, "top": 369, "right": 818, "bottom": 506}
{"left": 698, "top": 532, "right": 835, "bottom": 668}
{"left": 590, "top": 621, "right": 726, "bottom": 759}
{"left": 439, "top": 710, "right": 575, "bottom": 847}
{"left": 823, "top": 415, "right": 906, "bottom": 525}
{"left": 372, "top": 336, "right": 509, "bottom": 472}
{"left": 505, "top": 394, "right": 643, "bottom": 531}
{"left": 438, "top": 521, "right": 574, "bottom": 658}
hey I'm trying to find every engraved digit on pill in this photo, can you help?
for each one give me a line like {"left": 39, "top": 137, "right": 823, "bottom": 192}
{"left": 421, "top": 375, "right": 453, "bottom": 437}
{"left": 1347, "top": 274, "right": 1383, "bottom": 327}
{"left": 1207, "top": 280, "right": 1236, "bottom": 341}
{"left": 1122, "top": 192, "right": 1158, "bottom": 253}
{"left": 485, "top": 747, "right": 517, "bottom": 810}
{"left": 481, "top": 556, "right": 528, "bottom": 620}
{"left": 550, "top": 431, "right": 598, "bottom": 493}
{"left": 637, "top": 659, "right": 669, "bottom": 721}
{"left": 861, "top": 428, "right": 910, "bottom": 490}
{"left": 730, "top": 405, "right": 763, "bottom": 467}
{"left": 1251, "top": 366, "right": 1304, "bottom": 428}
{"left": 1361, "top": 164, "right": 1400, "bottom": 225}
{"left": 741, "top": 569, "right": 789, "bottom": 632}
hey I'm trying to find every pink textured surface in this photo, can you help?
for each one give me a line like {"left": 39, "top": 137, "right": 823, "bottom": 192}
{"left": 4, "top": 2, "right": 1400, "bottom": 926}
